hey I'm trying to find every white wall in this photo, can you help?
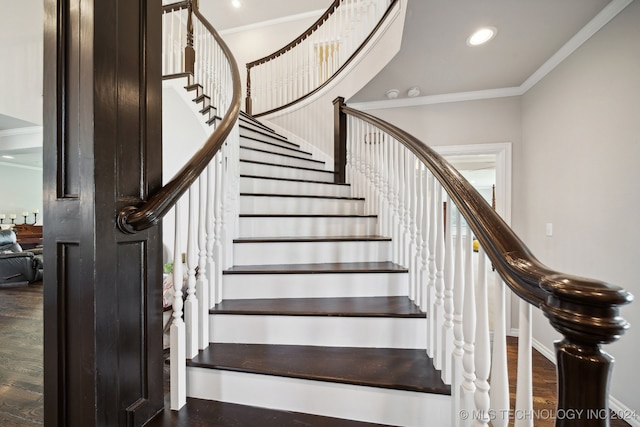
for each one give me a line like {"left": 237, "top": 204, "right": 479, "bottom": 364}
{"left": 161, "top": 80, "right": 209, "bottom": 264}
{"left": 0, "top": 164, "right": 42, "bottom": 224}
{"left": 0, "top": 0, "right": 43, "bottom": 125}
{"left": 520, "top": 0, "right": 639, "bottom": 416}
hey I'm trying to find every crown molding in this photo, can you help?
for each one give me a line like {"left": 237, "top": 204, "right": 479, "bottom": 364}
{"left": 219, "top": 9, "right": 325, "bottom": 36}
{"left": 0, "top": 126, "right": 42, "bottom": 138}
{"left": 349, "top": 87, "right": 522, "bottom": 111}
{"left": 351, "top": 0, "right": 633, "bottom": 111}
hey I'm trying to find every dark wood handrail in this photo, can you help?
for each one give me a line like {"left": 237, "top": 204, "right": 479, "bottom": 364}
{"left": 246, "top": 0, "right": 342, "bottom": 69}
{"left": 337, "top": 98, "right": 632, "bottom": 425}
{"left": 117, "top": 1, "right": 241, "bottom": 234}
{"left": 246, "top": 0, "right": 399, "bottom": 117}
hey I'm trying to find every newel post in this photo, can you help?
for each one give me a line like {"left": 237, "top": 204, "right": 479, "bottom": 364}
{"left": 185, "top": 0, "right": 195, "bottom": 74}
{"left": 333, "top": 96, "right": 347, "bottom": 184}
{"left": 541, "top": 278, "right": 632, "bottom": 427}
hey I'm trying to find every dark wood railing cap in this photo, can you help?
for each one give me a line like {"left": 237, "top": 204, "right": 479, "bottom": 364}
{"left": 338, "top": 101, "right": 633, "bottom": 349}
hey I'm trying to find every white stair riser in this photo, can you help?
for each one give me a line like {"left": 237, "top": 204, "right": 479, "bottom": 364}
{"left": 238, "top": 216, "right": 378, "bottom": 238}
{"left": 239, "top": 126, "right": 298, "bottom": 150}
{"left": 240, "top": 161, "right": 335, "bottom": 182}
{"left": 240, "top": 177, "right": 351, "bottom": 197}
{"left": 239, "top": 196, "right": 364, "bottom": 215}
{"left": 187, "top": 368, "right": 452, "bottom": 427}
{"left": 222, "top": 272, "right": 408, "bottom": 299}
{"left": 233, "top": 240, "right": 391, "bottom": 265}
{"left": 240, "top": 147, "right": 324, "bottom": 170}
{"left": 239, "top": 117, "right": 277, "bottom": 134}
{"left": 210, "top": 315, "right": 426, "bottom": 349}
{"left": 240, "top": 137, "right": 313, "bottom": 159}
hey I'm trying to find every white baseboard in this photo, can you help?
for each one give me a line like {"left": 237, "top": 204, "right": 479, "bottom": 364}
{"left": 531, "top": 336, "right": 556, "bottom": 364}
{"left": 609, "top": 395, "right": 640, "bottom": 426}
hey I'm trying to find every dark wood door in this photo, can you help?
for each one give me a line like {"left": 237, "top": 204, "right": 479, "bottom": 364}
{"left": 43, "top": 1, "right": 164, "bottom": 425}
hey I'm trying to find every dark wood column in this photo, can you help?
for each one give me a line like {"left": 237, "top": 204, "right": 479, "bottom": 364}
{"left": 43, "top": 0, "right": 164, "bottom": 426}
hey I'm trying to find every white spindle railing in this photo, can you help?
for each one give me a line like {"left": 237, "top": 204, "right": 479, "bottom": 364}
{"left": 162, "top": 5, "right": 188, "bottom": 77}
{"left": 343, "top": 114, "right": 525, "bottom": 427}
{"left": 161, "top": 3, "right": 240, "bottom": 411}
{"left": 246, "top": 0, "right": 394, "bottom": 116}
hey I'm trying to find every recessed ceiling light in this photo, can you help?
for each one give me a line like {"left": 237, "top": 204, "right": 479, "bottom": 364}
{"left": 386, "top": 89, "right": 400, "bottom": 99}
{"left": 407, "top": 87, "right": 420, "bottom": 98}
{"left": 467, "top": 27, "right": 497, "bottom": 46}
{"left": 231, "top": 0, "right": 241, "bottom": 8}
{"left": 2, "top": 155, "right": 15, "bottom": 159}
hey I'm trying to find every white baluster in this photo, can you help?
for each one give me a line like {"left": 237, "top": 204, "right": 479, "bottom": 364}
{"left": 170, "top": 200, "right": 186, "bottom": 411}
{"left": 414, "top": 162, "right": 424, "bottom": 308}
{"left": 184, "top": 185, "right": 199, "bottom": 359}
{"left": 490, "top": 273, "right": 510, "bottom": 427}
{"left": 206, "top": 162, "right": 216, "bottom": 308}
{"left": 213, "top": 152, "right": 223, "bottom": 303}
{"left": 196, "top": 172, "right": 209, "bottom": 351}
{"left": 441, "top": 192, "right": 454, "bottom": 384}
{"left": 402, "top": 147, "right": 412, "bottom": 276}
{"left": 474, "top": 247, "right": 491, "bottom": 426}
{"left": 420, "top": 169, "right": 429, "bottom": 311}
{"left": 407, "top": 151, "right": 418, "bottom": 302}
{"left": 461, "top": 220, "right": 477, "bottom": 426}
{"left": 452, "top": 207, "right": 465, "bottom": 427}
{"left": 515, "top": 300, "right": 533, "bottom": 427}
{"left": 426, "top": 173, "right": 437, "bottom": 357}
{"left": 433, "top": 181, "right": 445, "bottom": 369}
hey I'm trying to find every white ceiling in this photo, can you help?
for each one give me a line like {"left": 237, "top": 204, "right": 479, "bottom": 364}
{"left": 351, "top": 0, "right": 614, "bottom": 102}
{"left": 201, "top": 0, "right": 330, "bottom": 31}
{"left": 201, "top": 0, "right": 618, "bottom": 102}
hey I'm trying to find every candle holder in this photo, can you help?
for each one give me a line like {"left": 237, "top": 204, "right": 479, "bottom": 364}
{"left": 23, "top": 214, "right": 28, "bottom": 224}
{"left": 33, "top": 212, "right": 38, "bottom": 225}
{"left": 11, "top": 217, "right": 15, "bottom": 224}
{"left": 0, "top": 218, "right": 3, "bottom": 224}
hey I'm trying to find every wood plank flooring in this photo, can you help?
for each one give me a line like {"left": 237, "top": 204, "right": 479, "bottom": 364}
{"left": 0, "top": 282, "right": 43, "bottom": 426}
{"left": 0, "top": 283, "right": 632, "bottom": 427}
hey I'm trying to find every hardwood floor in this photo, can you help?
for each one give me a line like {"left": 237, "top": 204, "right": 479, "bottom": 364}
{"left": 0, "top": 283, "right": 632, "bottom": 426}
{"left": 0, "top": 282, "right": 43, "bottom": 426}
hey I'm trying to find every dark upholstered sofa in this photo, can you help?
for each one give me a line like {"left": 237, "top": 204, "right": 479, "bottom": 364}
{"left": 0, "top": 229, "right": 43, "bottom": 285}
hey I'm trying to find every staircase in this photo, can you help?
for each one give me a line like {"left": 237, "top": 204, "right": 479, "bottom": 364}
{"left": 162, "top": 111, "right": 451, "bottom": 426}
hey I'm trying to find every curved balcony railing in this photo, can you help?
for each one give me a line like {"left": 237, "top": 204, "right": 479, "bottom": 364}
{"left": 245, "top": 0, "right": 397, "bottom": 117}
{"left": 334, "top": 97, "right": 632, "bottom": 427}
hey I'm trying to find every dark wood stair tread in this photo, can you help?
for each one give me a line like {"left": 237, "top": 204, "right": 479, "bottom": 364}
{"left": 240, "top": 174, "right": 351, "bottom": 186}
{"left": 210, "top": 296, "right": 425, "bottom": 318}
{"left": 240, "top": 159, "right": 335, "bottom": 174}
{"left": 240, "top": 145, "right": 325, "bottom": 164}
{"left": 223, "top": 261, "right": 407, "bottom": 274}
{"left": 238, "top": 214, "right": 377, "bottom": 218}
{"left": 189, "top": 343, "right": 451, "bottom": 395}
{"left": 240, "top": 134, "right": 313, "bottom": 156}
{"left": 233, "top": 235, "right": 391, "bottom": 243}
{"left": 147, "top": 396, "right": 391, "bottom": 427}
{"left": 240, "top": 192, "right": 364, "bottom": 201}
{"left": 239, "top": 123, "right": 297, "bottom": 147}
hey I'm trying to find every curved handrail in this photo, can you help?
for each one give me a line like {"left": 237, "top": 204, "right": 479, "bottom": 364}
{"left": 246, "top": 0, "right": 398, "bottom": 117}
{"left": 246, "top": 0, "right": 343, "bottom": 69}
{"left": 340, "top": 103, "right": 632, "bottom": 346}
{"left": 117, "top": 2, "right": 242, "bottom": 234}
